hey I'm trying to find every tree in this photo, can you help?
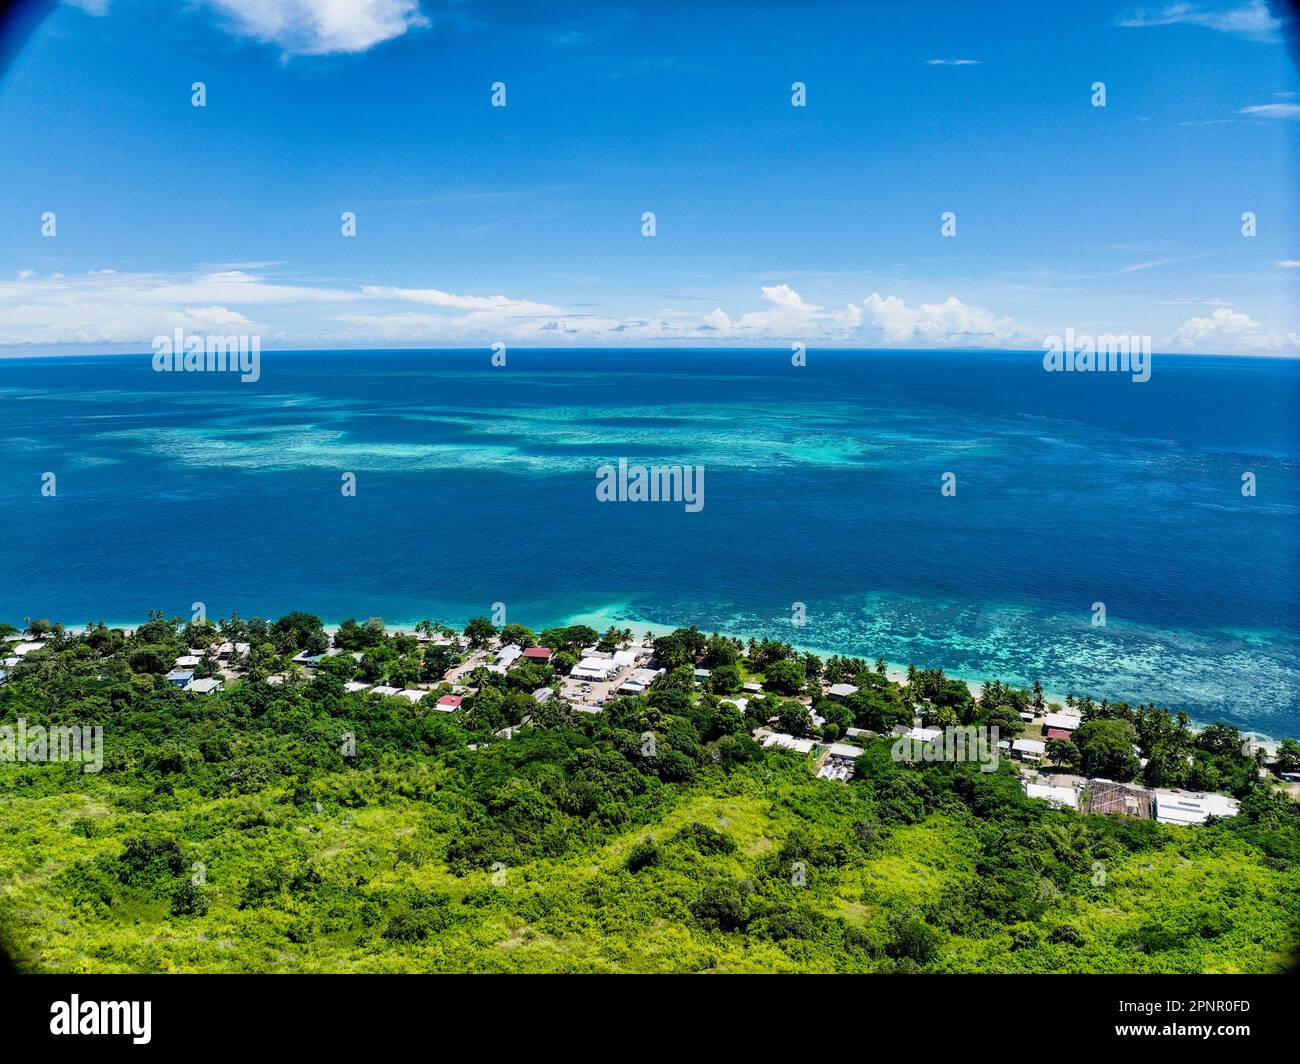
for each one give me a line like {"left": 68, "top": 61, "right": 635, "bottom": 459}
{"left": 887, "top": 914, "right": 941, "bottom": 965}
{"left": 707, "top": 663, "right": 742, "bottom": 695}
{"left": 463, "top": 617, "right": 498, "bottom": 648}
{"left": 651, "top": 633, "right": 693, "bottom": 671}
{"left": 692, "top": 883, "right": 748, "bottom": 931}
{"left": 777, "top": 700, "right": 812, "bottom": 736}
{"left": 763, "top": 658, "right": 807, "bottom": 696}
{"left": 1073, "top": 718, "right": 1140, "bottom": 781}
{"left": 271, "top": 611, "right": 327, "bottom": 653}
{"left": 1045, "top": 738, "right": 1081, "bottom": 772}
{"left": 500, "top": 624, "right": 536, "bottom": 649}
{"left": 1276, "top": 738, "right": 1300, "bottom": 773}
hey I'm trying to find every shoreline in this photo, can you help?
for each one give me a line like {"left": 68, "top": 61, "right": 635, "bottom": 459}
{"left": 28, "top": 605, "right": 1293, "bottom": 749}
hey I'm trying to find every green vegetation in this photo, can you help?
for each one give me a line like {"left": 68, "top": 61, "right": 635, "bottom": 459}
{"left": 0, "top": 615, "right": 1297, "bottom": 973}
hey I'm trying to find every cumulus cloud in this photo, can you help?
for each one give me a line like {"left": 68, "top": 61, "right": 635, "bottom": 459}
{"left": 855, "top": 292, "right": 1022, "bottom": 345}
{"left": 1170, "top": 306, "right": 1299, "bottom": 353}
{"left": 13, "top": 269, "right": 1291, "bottom": 354}
{"left": 204, "top": 0, "right": 429, "bottom": 56}
{"left": 733, "top": 284, "right": 826, "bottom": 334}
{"left": 0, "top": 270, "right": 1035, "bottom": 349}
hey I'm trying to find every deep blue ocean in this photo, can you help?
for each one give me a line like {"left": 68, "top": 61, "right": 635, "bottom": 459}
{"left": 2, "top": 348, "right": 1297, "bottom": 737}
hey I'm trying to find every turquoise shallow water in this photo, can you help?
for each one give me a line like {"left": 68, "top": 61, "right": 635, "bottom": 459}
{"left": 1, "top": 348, "right": 1297, "bottom": 737}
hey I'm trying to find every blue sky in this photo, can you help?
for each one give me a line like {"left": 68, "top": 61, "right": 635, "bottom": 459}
{"left": 0, "top": 0, "right": 1297, "bottom": 352}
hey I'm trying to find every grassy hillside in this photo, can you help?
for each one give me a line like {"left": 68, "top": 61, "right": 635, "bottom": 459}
{"left": 1, "top": 618, "right": 1297, "bottom": 973}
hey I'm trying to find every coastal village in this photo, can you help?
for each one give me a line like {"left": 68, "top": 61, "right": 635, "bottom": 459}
{"left": 7, "top": 617, "right": 1294, "bottom": 830}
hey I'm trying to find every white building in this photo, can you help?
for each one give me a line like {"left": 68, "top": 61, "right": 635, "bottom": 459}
{"left": 185, "top": 677, "right": 223, "bottom": 695}
{"left": 343, "top": 681, "right": 370, "bottom": 693}
{"left": 902, "top": 726, "right": 943, "bottom": 744}
{"left": 1024, "top": 782, "right": 1078, "bottom": 809}
{"left": 1011, "top": 738, "right": 1046, "bottom": 762}
{"left": 617, "top": 667, "right": 662, "bottom": 695}
{"left": 827, "top": 683, "right": 858, "bottom": 699}
{"left": 1154, "top": 791, "right": 1240, "bottom": 826}
{"left": 571, "top": 656, "right": 617, "bottom": 681}
{"left": 370, "top": 685, "right": 401, "bottom": 697}
{"left": 396, "top": 689, "right": 426, "bottom": 704}
{"left": 494, "top": 644, "right": 523, "bottom": 669}
{"left": 762, "top": 733, "right": 816, "bottom": 754}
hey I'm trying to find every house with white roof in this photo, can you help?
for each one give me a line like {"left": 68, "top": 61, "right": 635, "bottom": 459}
{"left": 617, "top": 667, "right": 662, "bottom": 695}
{"left": 827, "top": 683, "right": 858, "bottom": 699}
{"left": 902, "top": 726, "right": 943, "bottom": 744}
{"left": 1011, "top": 738, "right": 1046, "bottom": 762}
{"left": 762, "top": 733, "right": 816, "bottom": 754}
{"left": 396, "top": 689, "right": 426, "bottom": 704}
{"left": 1154, "top": 791, "right": 1240, "bottom": 826}
{"left": 185, "top": 677, "right": 223, "bottom": 695}
{"left": 370, "top": 685, "right": 401, "bottom": 697}
{"left": 1024, "top": 782, "right": 1078, "bottom": 809}
{"left": 1042, "top": 712, "right": 1082, "bottom": 739}
{"left": 494, "top": 644, "right": 524, "bottom": 669}
{"left": 571, "top": 656, "right": 617, "bottom": 681}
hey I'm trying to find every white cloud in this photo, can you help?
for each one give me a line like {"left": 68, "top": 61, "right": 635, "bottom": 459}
{"left": 1278, "top": 260, "right": 1300, "bottom": 269}
{"left": 1116, "top": 1, "right": 1282, "bottom": 40}
{"left": 856, "top": 292, "right": 1022, "bottom": 346}
{"left": 1170, "top": 306, "right": 1299, "bottom": 353}
{"left": 733, "top": 284, "right": 825, "bottom": 333}
{"left": 11, "top": 269, "right": 1291, "bottom": 354}
{"left": 359, "top": 285, "right": 563, "bottom": 315}
{"left": 1117, "top": 257, "right": 1173, "bottom": 274}
{"left": 1238, "top": 103, "right": 1300, "bottom": 119}
{"left": 204, "top": 0, "right": 429, "bottom": 56}
{"left": 925, "top": 58, "right": 981, "bottom": 65}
